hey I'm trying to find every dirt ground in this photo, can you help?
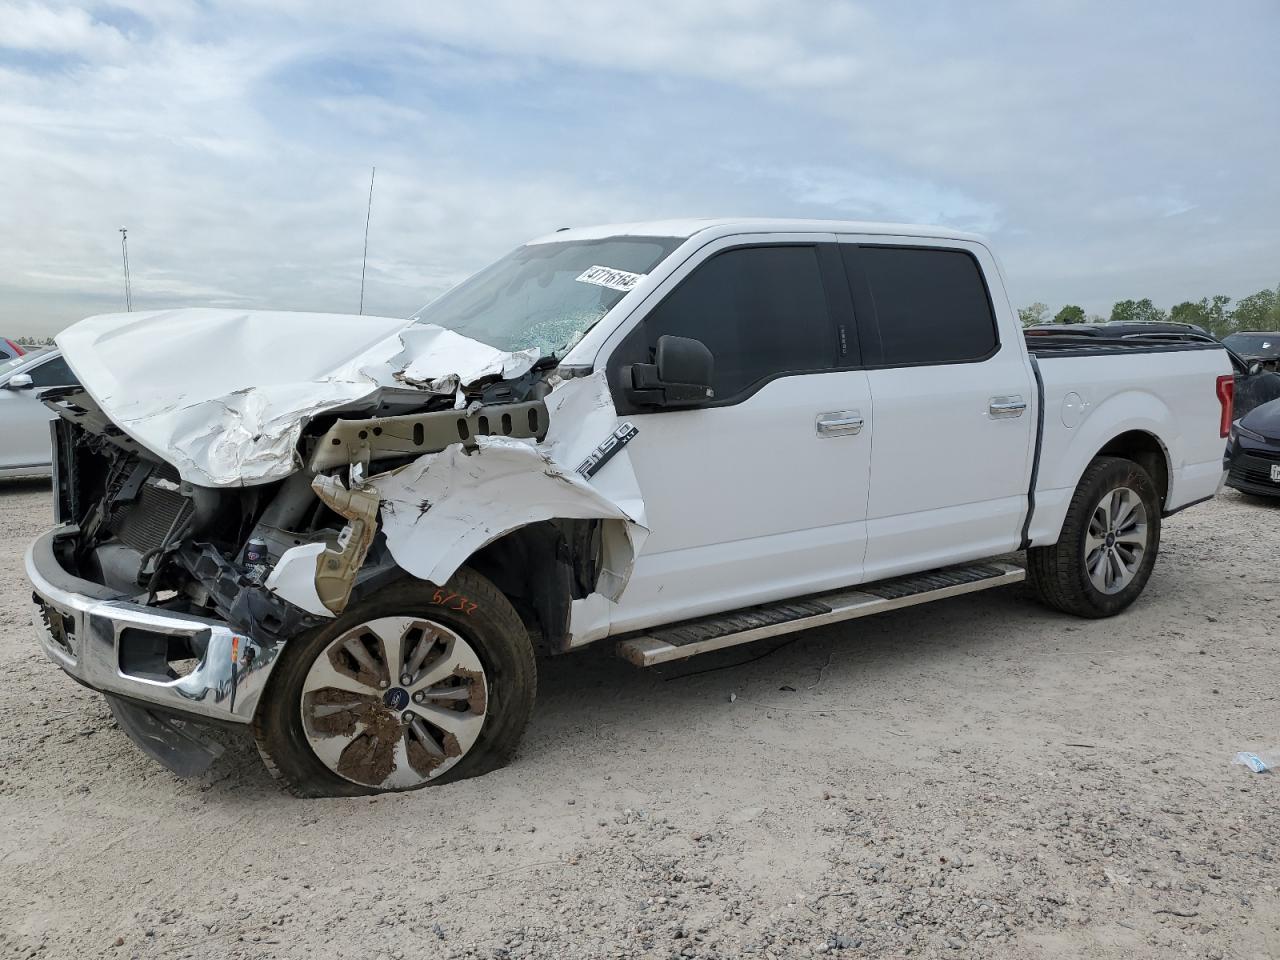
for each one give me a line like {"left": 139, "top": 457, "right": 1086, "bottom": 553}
{"left": 0, "top": 479, "right": 1277, "bottom": 960}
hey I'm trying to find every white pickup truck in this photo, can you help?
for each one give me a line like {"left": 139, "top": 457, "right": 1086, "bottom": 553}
{"left": 26, "top": 219, "right": 1233, "bottom": 795}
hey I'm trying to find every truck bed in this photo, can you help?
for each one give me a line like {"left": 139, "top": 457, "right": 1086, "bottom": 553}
{"left": 1022, "top": 332, "right": 1231, "bottom": 549}
{"left": 1024, "top": 329, "right": 1227, "bottom": 358}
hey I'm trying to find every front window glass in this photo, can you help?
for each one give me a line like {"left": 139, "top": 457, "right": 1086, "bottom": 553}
{"left": 635, "top": 245, "right": 836, "bottom": 399}
{"left": 411, "top": 236, "right": 682, "bottom": 355}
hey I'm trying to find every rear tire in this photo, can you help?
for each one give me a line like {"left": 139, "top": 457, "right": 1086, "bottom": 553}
{"left": 1028, "top": 456, "right": 1161, "bottom": 619}
{"left": 253, "top": 568, "right": 536, "bottom": 797}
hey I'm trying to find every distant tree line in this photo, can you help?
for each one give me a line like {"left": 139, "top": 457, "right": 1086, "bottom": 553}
{"left": 15, "top": 335, "right": 55, "bottom": 346}
{"left": 1017, "top": 282, "right": 1280, "bottom": 337}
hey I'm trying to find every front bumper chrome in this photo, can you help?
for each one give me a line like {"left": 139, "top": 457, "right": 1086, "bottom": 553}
{"left": 25, "top": 524, "right": 281, "bottom": 725}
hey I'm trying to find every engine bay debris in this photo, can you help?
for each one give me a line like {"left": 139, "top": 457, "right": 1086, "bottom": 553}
{"left": 50, "top": 310, "right": 649, "bottom": 648}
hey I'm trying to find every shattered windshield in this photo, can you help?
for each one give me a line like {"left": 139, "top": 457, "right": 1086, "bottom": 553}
{"left": 411, "top": 235, "right": 683, "bottom": 356}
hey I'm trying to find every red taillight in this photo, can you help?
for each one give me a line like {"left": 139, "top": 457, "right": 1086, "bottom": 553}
{"left": 2, "top": 338, "right": 23, "bottom": 357}
{"left": 1216, "top": 374, "right": 1234, "bottom": 438}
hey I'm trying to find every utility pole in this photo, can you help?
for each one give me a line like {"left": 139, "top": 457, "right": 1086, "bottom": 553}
{"left": 359, "top": 166, "right": 376, "bottom": 315}
{"left": 119, "top": 226, "right": 133, "bottom": 312}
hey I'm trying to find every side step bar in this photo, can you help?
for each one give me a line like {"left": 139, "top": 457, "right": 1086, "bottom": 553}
{"left": 616, "top": 562, "right": 1025, "bottom": 667}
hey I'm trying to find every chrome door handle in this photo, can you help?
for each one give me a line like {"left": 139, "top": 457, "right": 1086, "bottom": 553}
{"left": 816, "top": 410, "right": 864, "bottom": 437}
{"left": 988, "top": 396, "right": 1027, "bottom": 418}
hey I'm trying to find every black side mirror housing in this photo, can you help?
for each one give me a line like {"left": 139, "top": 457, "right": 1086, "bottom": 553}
{"left": 628, "top": 335, "right": 715, "bottom": 408}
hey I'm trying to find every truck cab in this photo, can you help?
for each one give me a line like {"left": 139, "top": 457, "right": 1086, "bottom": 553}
{"left": 576, "top": 225, "right": 1037, "bottom": 638}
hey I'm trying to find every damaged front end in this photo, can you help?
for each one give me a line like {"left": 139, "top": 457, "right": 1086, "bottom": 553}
{"left": 29, "top": 328, "right": 645, "bottom": 777}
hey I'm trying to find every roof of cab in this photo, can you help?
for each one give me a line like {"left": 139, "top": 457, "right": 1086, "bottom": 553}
{"left": 526, "top": 218, "right": 987, "bottom": 246}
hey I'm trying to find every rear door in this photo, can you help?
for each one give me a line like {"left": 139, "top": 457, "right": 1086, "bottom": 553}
{"left": 839, "top": 239, "right": 1036, "bottom": 579}
{"left": 603, "top": 236, "right": 874, "bottom": 632}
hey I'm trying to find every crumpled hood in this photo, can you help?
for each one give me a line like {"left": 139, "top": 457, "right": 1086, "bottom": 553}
{"left": 56, "top": 308, "right": 540, "bottom": 487}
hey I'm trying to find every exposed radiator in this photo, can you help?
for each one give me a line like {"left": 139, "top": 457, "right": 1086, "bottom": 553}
{"left": 113, "top": 464, "right": 192, "bottom": 553}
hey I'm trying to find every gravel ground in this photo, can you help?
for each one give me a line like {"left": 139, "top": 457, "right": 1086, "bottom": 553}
{"left": 1, "top": 478, "right": 1277, "bottom": 960}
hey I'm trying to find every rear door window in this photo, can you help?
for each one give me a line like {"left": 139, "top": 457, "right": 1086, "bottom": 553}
{"left": 846, "top": 246, "right": 998, "bottom": 366}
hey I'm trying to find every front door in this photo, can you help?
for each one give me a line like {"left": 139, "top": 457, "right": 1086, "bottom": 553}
{"left": 603, "top": 238, "right": 874, "bottom": 633}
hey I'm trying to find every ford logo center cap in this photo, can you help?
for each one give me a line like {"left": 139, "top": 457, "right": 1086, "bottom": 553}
{"left": 383, "top": 687, "right": 410, "bottom": 711}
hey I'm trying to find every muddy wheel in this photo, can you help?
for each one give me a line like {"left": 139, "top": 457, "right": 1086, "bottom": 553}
{"left": 1028, "top": 456, "right": 1161, "bottom": 619}
{"left": 253, "top": 568, "right": 536, "bottom": 797}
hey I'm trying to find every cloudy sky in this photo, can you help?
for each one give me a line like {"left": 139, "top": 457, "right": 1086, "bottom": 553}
{"left": 2, "top": 0, "right": 1277, "bottom": 336}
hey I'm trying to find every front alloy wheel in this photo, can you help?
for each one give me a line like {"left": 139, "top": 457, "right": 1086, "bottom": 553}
{"left": 254, "top": 570, "right": 537, "bottom": 797}
{"left": 301, "top": 616, "right": 488, "bottom": 789}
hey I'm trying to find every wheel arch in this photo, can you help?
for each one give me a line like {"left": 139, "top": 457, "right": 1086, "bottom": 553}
{"left": 1029, "top": 388, "right": 1179, "bottom": 548}
{"left": 465, "top": 518, "right": 604, "bottom": 655}
{"left": 1095, "top": 429, "right": 1172, "bottom": 509}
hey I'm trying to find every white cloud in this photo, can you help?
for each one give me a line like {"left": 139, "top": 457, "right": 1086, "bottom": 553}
{"left": 0, "top": 1, "right": 128, "bottom": 57}
{"left": 337, "top": 0, "right": 871, "bottom": 91}
{"left": 729, "top": 163, "right": 1002, "bottom": 234}
{"left": 0, "top": 0, "right": 1277, "bottom": 334}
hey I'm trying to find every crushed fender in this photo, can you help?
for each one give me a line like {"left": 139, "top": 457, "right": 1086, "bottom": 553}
{"left": 369, "top": 371, "right": 648, "bottom": 598}
{"left": 54, "top": 309, "right": 651, "bottom": 623}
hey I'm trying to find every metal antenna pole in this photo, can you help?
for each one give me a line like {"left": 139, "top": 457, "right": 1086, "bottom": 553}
{"left": 119, "top": 226, "right": 132, "bottom": 312}
{"left": 359, "top": 166, "right": 375, "bottom": 315}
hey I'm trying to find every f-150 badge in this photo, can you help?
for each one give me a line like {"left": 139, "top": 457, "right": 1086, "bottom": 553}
{"left": 577, "top": 423, "right": 639, "bottom": 479}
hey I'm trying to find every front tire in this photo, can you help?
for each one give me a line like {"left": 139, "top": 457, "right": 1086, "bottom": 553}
{"left": 253, "top": 568, "right": 536, "bottom": 797}
{"left": 1028, "top": 456, "right": 1161, "bottom": 619}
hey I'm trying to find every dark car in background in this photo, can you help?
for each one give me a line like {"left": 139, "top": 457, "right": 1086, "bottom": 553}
{"left": 1226, "top": 397, "right": 1280, "bottom": 498}
{"left": 1223, "top": 332, "right": 1280, "bottom": 373}
{"left": 1232, "top": 353, "right": 1280, "bottom": 420}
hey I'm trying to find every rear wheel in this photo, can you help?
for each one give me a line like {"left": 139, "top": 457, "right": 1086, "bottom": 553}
{"left": 253, "top": 568, "right": 536, "bottom": 796}
{"left": 1028, "top": 456, "right": 1161, "bottom": 618}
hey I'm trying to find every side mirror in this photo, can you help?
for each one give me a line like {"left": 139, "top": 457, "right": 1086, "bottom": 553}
{"left": 1249, "top": 362, "right": 1263, "bottom": 376}
{"left": 628, "top": 335, "right": 715, "bottom": 408}
{"left": 4, "top": 373, "right": 33, "bottom": 390}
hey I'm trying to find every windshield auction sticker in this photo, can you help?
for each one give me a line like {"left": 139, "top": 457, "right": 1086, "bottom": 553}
{"left": 575, "top": 265, "right": 646, "bottom": 292}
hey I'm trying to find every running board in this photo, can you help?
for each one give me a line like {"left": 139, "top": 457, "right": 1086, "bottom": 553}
{"left": 615, "top": 562, "right": 1025, "bottom": 667}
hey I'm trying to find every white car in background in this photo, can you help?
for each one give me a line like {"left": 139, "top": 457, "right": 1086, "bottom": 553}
{"left": 0, "top": 349, "right": 78, "bottom": 478}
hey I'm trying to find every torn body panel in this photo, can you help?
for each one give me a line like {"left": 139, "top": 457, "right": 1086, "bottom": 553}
{"left": 386, "top": 323, "right": 541, "bottom": 395}
{"left": 368, "top": 372, "right": 648, "bottom": 604}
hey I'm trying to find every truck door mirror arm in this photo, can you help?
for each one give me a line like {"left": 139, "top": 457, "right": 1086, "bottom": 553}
{"left": 627, "top": 335, "right": 715, "bottom": 408}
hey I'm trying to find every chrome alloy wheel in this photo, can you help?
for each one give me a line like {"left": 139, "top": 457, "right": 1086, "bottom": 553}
{"left": 299, "top": 616, "right": 488, "bottom": 789}
{"left": 1084, "top": 486, "right": 1149, "bottom": 595}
